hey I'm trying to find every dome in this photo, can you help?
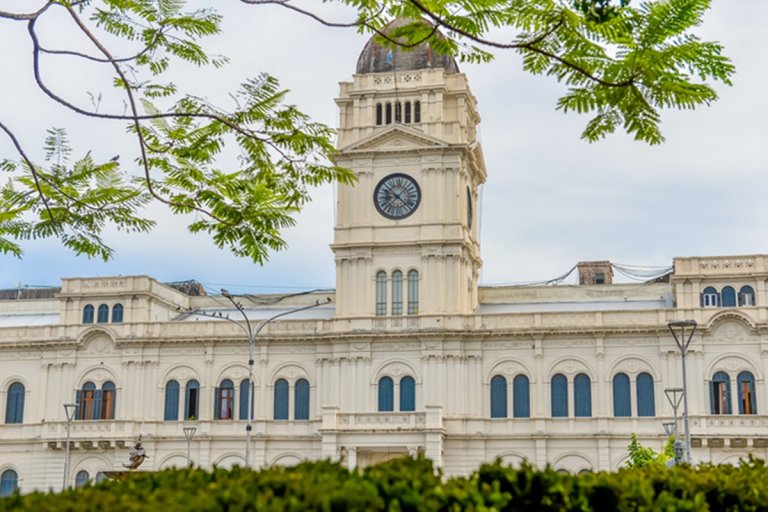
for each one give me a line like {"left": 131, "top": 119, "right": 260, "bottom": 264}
{"left": 355, "top": 19, "right": 459, "bottom": 75}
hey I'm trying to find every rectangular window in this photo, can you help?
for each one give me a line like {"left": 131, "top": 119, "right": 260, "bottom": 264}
{"left": 391, "top": 271, "right": 403, "bottom": 316}
{"left": 712, "top": 381, "right": 728, "bottom": 414}
{"left": 741, "top": 381, "right": 754, "bottom": 414}
{"left": 407, "top": 271, "right": 419, "bottom": 315}
{"left": 376, "top": 272, "right": 387, "bottom": 316}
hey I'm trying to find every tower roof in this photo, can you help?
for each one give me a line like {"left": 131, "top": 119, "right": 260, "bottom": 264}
{"left": 355, "top": 18, "right": 459, "bottom": 75}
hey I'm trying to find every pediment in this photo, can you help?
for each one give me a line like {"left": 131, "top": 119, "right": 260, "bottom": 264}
{"left": 341, "top": 125, "right": 450, "bottom": 153}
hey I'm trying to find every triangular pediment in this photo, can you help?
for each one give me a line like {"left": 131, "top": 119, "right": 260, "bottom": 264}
{"left": 341, "top": 125, "right": 450, "bottom": 153}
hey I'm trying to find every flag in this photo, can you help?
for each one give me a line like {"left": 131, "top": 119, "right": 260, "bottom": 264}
{"left": 385, "top": 49, "right": 393, "bottom": 65}
{"left": 426, "top": 42, "right": 432, "bottom": 66}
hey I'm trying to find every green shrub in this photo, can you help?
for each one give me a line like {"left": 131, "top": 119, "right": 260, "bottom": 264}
{"left": 3, "top": 456, "right": 768, "bottom": 511}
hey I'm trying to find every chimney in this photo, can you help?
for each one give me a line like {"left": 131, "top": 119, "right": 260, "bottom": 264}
{"left": 577, "top": 261, "right": 613, "bottom": 285}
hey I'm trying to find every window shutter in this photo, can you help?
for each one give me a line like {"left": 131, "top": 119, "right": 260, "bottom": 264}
{"left": 92, "top": 390, "right": 103, "bottom": 420}
{"left": 636, "top": 373, "right": 655, "bottom": 416}
{"left": 294, "top": 379, "right": 310, "bottom": 420}
{"left": 239, "top": 380, "right": 250, "bottom": 421}
{"left": 378, "top": 377, "right": 394, "bottom": 412}
{"left": 400, "top": 376, "right": 415, "bottom": 412}
{"left": 574, "top": 374, "right": 592, "bottom": 417}
{"left": 612, "top": 374, "right": 631, "bottom": 417}
{"left": 490, "top": 376, "right": 507, "bottom": 418}
{"left": 213, "top": 387, "right": 221, "bottom": 420}
{"left": 513, "top": 375, "right": 530, "bottom": 418}
{"left": 75, "top": 390, "right": 83, "bottom": 420}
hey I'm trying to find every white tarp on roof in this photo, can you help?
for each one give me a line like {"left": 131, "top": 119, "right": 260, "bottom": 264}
{"left": 0, "top": 313, "right": 60, "bottom": 327}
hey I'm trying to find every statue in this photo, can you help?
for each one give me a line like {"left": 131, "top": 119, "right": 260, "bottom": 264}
{"left": 123, "top": 435, "right": 148, "bottom": 470}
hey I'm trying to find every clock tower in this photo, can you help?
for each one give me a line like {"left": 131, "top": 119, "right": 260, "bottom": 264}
{"left": 332, "top": 20, "right": 487, "bottom": 319}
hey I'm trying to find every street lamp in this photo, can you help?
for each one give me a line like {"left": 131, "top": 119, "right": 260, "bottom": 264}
{"left": 664, "top": 387, "right": 684, "bottom": 435}
{"left": 62, "top": 403, "right": 78, "bottom": 490}
{"left": 668, "top": 319, "right": 697, "bottom": 463}
{"left": 219, "top": 291, "right": 331, "bottom": 468}
{"left": 183, "top": 426, "right": 197, "bottom": 466}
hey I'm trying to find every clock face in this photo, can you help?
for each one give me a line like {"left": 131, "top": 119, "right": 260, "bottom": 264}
{"left": 373, "top": 173, "right": 421, "bottom": 220}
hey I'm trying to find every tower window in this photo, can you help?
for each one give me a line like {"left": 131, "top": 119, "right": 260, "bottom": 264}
{"left": 394, "top": 101, "right": 402, "bottom": 123}
{"left": 375, "top": 103, "right": 383, "bottom": 125}
{"left": 701, "top": 286, "right": 719, "bottom": 307}
{"left": 82, "top": 304, "right": 94, "bottom": 324}
{"left": 414, "top": 101, "right": 421, "bottom": 123}
{"left": 739, "top": 286, "right": 755, "bottom": 306}
{"left": 407, "top": 270, "right": 419, "bottom": 315}
{"left": 391, "top": 270, "right": 403, "bottom": 316}
{"left": 376, "top": 271, "right": 387, "bottom": 316}
{"left": 385, "top": 103, "right": 392, "bottom": 124}
{"left": 404, "top": 101, "right": 411, "bottom": 123}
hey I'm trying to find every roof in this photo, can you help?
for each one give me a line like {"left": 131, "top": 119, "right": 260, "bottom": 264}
{"left": 356, "top": 18, "right": 459, "bottom": 74}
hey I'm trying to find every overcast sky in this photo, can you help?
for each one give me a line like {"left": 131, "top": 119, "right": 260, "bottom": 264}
{"left": 1, "top": 1, "right": 766, "bottom": 293}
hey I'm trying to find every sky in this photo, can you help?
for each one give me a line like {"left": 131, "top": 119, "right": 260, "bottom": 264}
{"left": 1, "top": 1, "right": 767, "bottom": 294}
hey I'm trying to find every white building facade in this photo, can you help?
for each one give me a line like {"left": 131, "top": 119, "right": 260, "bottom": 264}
{"left": 1, "top": 28, "right": 767, "bottom": 494}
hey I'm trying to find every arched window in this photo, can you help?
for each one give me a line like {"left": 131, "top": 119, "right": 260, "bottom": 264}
{"left": 375, "top": 271, "right": 387, "bottom": 316}
{"left": 75, "top": 470, "right": 90, "bottom": 488}
{"left": 101, "top": 381, "right": 116, "bottom": 420}
{"left": 513, "top": 375, "right": 530, "bottom": 418}
{"left": 701, "top": 286, "right": 719, "bottom": 307}
{"left": 97, "top": 304, "right": 109, "bottom": 323}
{"left": 721, "top": 286, "right": 736, "bottom": 307}
{"left": 82, "top": 304, "right": 94, "bottom": 324}
{"left": 95, "top": 472, "right": 108, "bottom": 484}
{"left": 391, "top": 270, "right": 403, "bottom": 315}
{"left": 164, "top": 380, "right": 180, "bottom": 421}
{"left": 407, "top": 270, "right": 419, "bottom": 315}
{"left": 375, "top": 103, "right": 383, "bottom": 125}
{"left": 612, "top": 373, "right": 631, "bottom": 417}
{"left": 274, "top": 379, "right": 289, "bottom": 420}
{"left": 0, "top": 469, "right": 18, "bottom": 497}
{"left": 378, "top": 376, "right": 394, "bottom": 412}
{"left": 739, "top": 286, "right": 756, "bottom": 306}
{"left": 184, "top": 380, "right": 199, "bottom": 420}
{"left": 404, "top": 101, "right": 412, "bottom": 123}
{"left": 214, "top": 379, "right": 234, "bottom": 420}
{"left": 400, "top": 376, "right": 415, "bottom": 412}
{"left": 295, "top": 378, "right": 310, "bottom": 420}
{"left": 574, "top": 373, "right": 592, "bottom": 417}
{"left": 551, "top": 374, "right": 568, "bottom": 417}
{"left": 737, "top": 371, "right": 757, "bottom": 415}
{"left": 490, "top": 375, "right": 507, "bottom": 418}
{"left": 5, "top": 382, "right": 24, "bottom": 424}
{"left": 710, "top": 371, "right": 732, "bottom": 414}
{"left": 77, "top": 382, "right": 96, "bottom": 420}
{"left": 636, "top": 372, "right": 655, "bottom": 416}
{"left": 394, "top": 101, "right": 402, "bottom": 123}
{"left": 414, "top": 100, "right": 421, "bottom": 123}
{"left": 111, "top": 304, "right": 124, "bottom": 323}
{"left": 385, "top": 102, "right": 392, "bottom": 124}
{"left": 239, "top": 379, "right": 251, "bottom": 421}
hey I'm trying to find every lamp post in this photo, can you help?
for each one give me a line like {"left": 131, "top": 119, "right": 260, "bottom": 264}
{"left": 664, "top": 387, "right": 684, "bottom": 436}
{"left": 667, "top": 320, "right": 697, "bottom": 463}
{"left": 62, "top": 403, "right": 78, "bottom": 490}
{"left": 219, "top": 292, "right": 331, "bottom": 468}
{"left": 183, "top": 426, "right": 197, "bottom": 466}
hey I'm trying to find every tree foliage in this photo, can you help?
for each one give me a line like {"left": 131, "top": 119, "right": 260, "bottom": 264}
{"left": 0, "top": 0, "right": 734, "bottom": 261}
{"left": 625, "top": 432, "right": 676, "bottom": 468}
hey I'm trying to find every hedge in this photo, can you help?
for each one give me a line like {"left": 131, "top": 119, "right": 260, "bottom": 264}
{"left": 3, "top": 456, "right": 768, "bottom": 511}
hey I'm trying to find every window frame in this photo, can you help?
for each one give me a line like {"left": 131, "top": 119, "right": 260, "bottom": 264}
{"left": 5, "top": 381, "right": 25, "bottom": 424}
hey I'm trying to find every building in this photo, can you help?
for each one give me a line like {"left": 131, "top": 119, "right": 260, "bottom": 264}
{"left": 1, "top": 23, "right": 767, "bottom": 494}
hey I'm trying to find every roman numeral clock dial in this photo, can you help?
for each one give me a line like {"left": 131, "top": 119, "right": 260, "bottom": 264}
{"left": 373, "top": 173, "right": 421, "bottom": 220}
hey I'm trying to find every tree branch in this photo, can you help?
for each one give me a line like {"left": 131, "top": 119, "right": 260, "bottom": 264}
{"left": 0, "top": 120, "right": 54, "bottom": 218}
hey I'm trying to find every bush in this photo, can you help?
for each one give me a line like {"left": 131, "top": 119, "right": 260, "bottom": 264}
{"left": 3, "top": 457, "right": 768, "bottom": 511}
